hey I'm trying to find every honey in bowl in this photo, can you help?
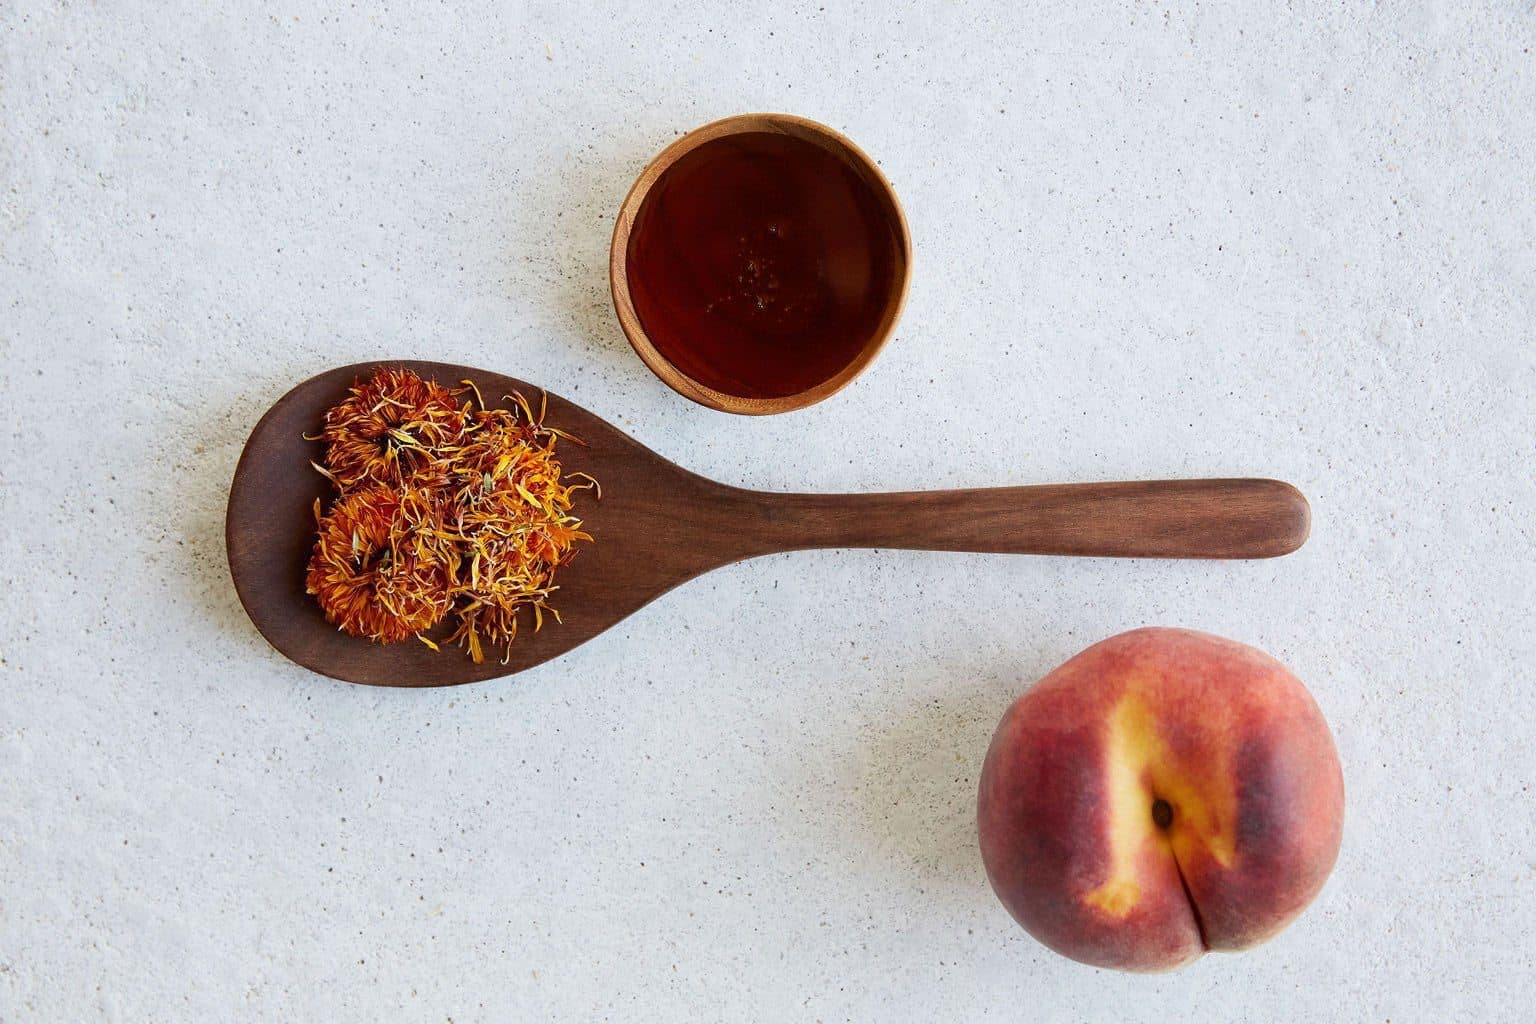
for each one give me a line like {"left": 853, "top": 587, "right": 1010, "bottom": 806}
{"left": 622, "top": 125, "right": 908, "bottom": 405}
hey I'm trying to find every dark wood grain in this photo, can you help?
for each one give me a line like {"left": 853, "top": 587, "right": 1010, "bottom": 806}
{"left": 226, "top": 361, "right": 1310, "bottom": 687}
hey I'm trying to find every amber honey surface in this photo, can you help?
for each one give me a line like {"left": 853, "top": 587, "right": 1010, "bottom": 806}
{"left": 625, "top": 131, "right": 900, "bottom": 399}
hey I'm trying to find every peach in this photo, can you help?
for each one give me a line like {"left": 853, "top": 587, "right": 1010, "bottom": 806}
{"left": 976, "top": 628, "right": 1343, "bottom": 971}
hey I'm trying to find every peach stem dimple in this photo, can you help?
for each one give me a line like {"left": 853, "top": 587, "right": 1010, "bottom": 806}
{"left": 1151, "top": 798, "right": 1174, "bottom": 830}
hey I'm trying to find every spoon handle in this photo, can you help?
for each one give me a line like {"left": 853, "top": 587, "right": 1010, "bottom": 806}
{"left": 746, "top": 478, "right": 1309, "bottom": 559}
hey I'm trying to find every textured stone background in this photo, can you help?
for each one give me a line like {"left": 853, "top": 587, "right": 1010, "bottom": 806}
{"left": 2, "top": 2, "right": 1533, "bottom": 1020}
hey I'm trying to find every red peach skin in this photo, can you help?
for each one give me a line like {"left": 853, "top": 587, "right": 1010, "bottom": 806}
{"left": 976, "top": 628, "right": 1344, "bottom": 971}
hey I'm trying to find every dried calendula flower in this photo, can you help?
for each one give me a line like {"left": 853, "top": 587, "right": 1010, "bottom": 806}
{"left": 306, "top": 368, "right": 598, "bottom": 660}
{"left": 306, "top": 483, "right": 454, "bottom": 643}
{"left": 438, "top": 407, "right": 595, "bottom": 663}
{"left": 319, "top": 368, "right": 469, "bottom": 490}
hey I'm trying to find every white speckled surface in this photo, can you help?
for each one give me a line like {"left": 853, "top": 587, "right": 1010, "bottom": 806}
{"left": 3, "top": 2, "right": 1534, "bottom": 1020}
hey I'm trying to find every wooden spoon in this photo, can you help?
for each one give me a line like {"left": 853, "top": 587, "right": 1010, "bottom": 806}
{"left": 226, "top": 361, "right": 1310, "bottom": 687}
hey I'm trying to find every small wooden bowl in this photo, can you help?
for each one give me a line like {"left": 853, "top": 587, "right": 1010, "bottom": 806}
{"left": 610, "top": 113, "right": 912, "bottom": 415}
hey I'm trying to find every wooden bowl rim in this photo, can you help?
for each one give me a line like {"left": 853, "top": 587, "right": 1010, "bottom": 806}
{"left": 609, "top": 112, "right": 912, "bottom": 416}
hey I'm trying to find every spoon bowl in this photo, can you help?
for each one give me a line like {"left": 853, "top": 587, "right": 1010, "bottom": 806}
{"left": 227, "top": 361, "right": 1310, "bottom": 687}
